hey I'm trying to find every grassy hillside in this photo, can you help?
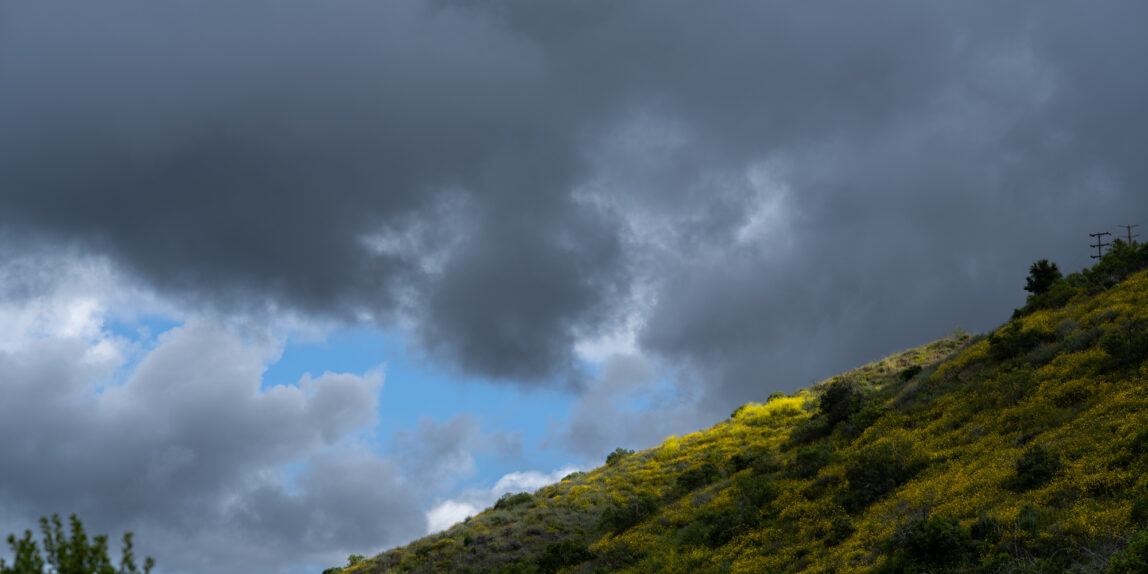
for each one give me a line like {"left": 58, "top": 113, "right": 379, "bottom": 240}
{"left": 335, "top": 243, "right": 1148, "bottom": 573}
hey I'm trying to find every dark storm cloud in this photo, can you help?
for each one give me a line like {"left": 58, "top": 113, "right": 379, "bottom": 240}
{"left": 3, "top": 0, "right": 1148, "bottom": 400}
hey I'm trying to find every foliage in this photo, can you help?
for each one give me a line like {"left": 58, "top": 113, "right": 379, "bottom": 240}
{"left": 897, "top": 365, "right": 921, "bottom": 382}
{"left": 605, "top": 447, "right": 634, "bottom": 466}
{"left": 0, "top": 515, "right": 153, "bottom": 574}
{"left": 494, "top": 492, "right": 534, "bottom": 510}
{"left": 534, "top": 539, "right": 591, "bottom": 573}
{"left": 841, "top": 439, "right": 930, "bottom": 512}
{"left": 347, "top": 262, "right": 1148, "bottom": 574}
{"left": 988, "top": 319, "right": 1050, "bottom": 361}
{"left": 1100, "top": 319, "right": 1148, "bottom": 370}
{"left": 674, "top": 462, "right": 720, "bottom": 494}
{"left": 1108, "top": 530, "right": 1148, "bottom": 573}
{"left": 786, "top": 443, "right": 838, "bottom": 480}
{"left": 818, "top": 377, "right": 865, "bottom": 425}
{"left": 1007, "top": 443, "right": 1061, "bottom": 492}
{"left": 881, "top": 514, "right": 973, "bottom": 572}
{"left": 600, "top": 493, "right": 659, "bottom": 535}
{"left": 1025, "top": 259, "right": 1062, "bottom": 295}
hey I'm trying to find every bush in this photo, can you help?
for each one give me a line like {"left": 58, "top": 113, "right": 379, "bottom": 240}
{"left": 1007, "top": 444, "right": 1061, "bottom": 491}
{"left": 675, "top": 462, "right": 720, "bottom": 494}
{"left": 988, "top": 320, "right": 1050, "bottom": 362}
{"left": 535, "top": 539, "right": 592, "bottom": 573}
{"left": 767, "top": 391, "right": 787, "bottom": 403}
{"left": 841, "top": 440, "right": 929, "bottom": 512}
{"left": 786, "top": 443, "right": 838, "bottom": 480}
{"left": 1108, "top": 530, "right": 1148, "bottom": 573}
{"left": 729, "top": 450, "right": 781, "bottom": 474}
{"left": 899, "top": 515, "right": 973, "bottom": 569}
{"left": 838, "top": 398, "right": 890, "bottom": 439}
{"left": 787, "top": 416, "right": 833, "bottom": 445}
{"left": 824, "top": 515, "right": 856, "bottom": 546}
{"left": 676, "top": 507, "right": 761, "bottom": 549}
{"left": 734, "top": 472, "right": 779, "bottom": 508}
{"left": 600, "top": 493, "right": 659, "bottom": 535}
{"left": 1, "top": 514, "right": 154, "bottom": 574}
{"left": 819, "top": 378, "right": 865, "bottom": 425}
{"left": 898, "top": 365, "right": 922, "bottom": 382}
{"left": 1101, "top": 320, "right": 1148, "bottom": 370}
{"left": 1083, "top": 239, "right": 1148, "bottom": 290}
{"left": 1131, "top": 493, "right": 1148, "bottom": 526}
{"left": 606, "top": 447, "right": 635, "bottom": 466}
{"left": 494, "top": 492, "right": 534, "bottom": 510}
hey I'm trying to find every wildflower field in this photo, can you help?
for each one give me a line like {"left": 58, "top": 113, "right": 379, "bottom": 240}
{"left": 339, "top": 246, "right": 1148, "bottom": 573}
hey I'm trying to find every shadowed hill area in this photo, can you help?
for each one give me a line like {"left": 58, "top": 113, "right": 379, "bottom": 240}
{"left": 332, "top": 242, "right": 1148, "bottom": 573}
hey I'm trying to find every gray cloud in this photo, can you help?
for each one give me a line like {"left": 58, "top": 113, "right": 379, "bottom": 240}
{"left": 5, "top": 1, "right": 1147, "bottom": 394}
{"left": 2, "top": 0, "right": 1148, "bottom": 500}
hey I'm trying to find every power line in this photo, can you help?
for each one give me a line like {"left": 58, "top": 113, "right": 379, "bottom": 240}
{"left": 1090, "top": 231, "right": 1112, "bottom": 259}
{"left": 1118, "top": 224, "right": 1140, "bottom": 246}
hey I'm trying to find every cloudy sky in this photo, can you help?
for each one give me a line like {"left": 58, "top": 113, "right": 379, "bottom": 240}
{"left": 2, "top": 1, "right": 1146, "bottom": 572}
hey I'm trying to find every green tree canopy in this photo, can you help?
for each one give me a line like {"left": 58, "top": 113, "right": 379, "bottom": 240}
{"left": 1, "top": 515, "right": 153, "bottom": 574}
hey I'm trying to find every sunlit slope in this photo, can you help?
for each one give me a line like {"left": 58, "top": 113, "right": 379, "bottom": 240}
{"left": 344, "top": 268, "right": 1148, "bottom": 574}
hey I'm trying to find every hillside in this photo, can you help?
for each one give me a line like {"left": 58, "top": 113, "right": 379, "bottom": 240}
{"left": 335, "top": 243, "right": 1148, "bottom": 573}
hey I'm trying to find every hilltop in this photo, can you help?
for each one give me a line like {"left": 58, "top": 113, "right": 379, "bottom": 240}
{"left": 332, "top": 241, "right": 1148, "bottom": 573}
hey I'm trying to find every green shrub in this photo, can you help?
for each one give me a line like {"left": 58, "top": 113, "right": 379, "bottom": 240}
{"left": 600, "top": 493, "right": 659, "bottom": 535}
{"left": 839, "top": 398, "right": 890, "bottom": 439}
{"left": 1131, "top": 493, "right": 1148, "bottom": 526}
{"left": 787, "top": 416, "right": 833, "bottom": 445}
{"left": 734, "top": 472, "right": 780, "bottom": 508}
{"left": 1101, "top": 320, "right": 1148, "bottom": 370}
{"left": 1007, "top": 444, "right": 1061, "bottom": 491}
{"left": 535, "top": 539, "right": 592, "bottom": 573}
{"left": 786, "top": 443, "right": 838, "bottom": 480}
{"left": 1108, "top": 530, "right": 1148, "bottom": 573}
{"left": 971, "top": 513, "right": 1003, "bottom": 544}
{"left": 1017, "top": 503, "right": 1042, "bottom": 534}
{"left": 841, "top": 440, "right": 929, "bottom": 512}
{"left": 675, "top": 462, "right": 720, "bottom": 494}
{"left": 606, "top": 448, "right": 635, "bottom": 466}
{"left": 900, "top": 515, "right": 973, "bottom": 568}
{"left": 988, "top": 320, "right": 1050, "bottom": 362}
{"left": 1, "top": 514, "right": 154, "bottom": 574}
{"left": 1083, "top": 239, "right": 1148, "bottom": 290}
{"left": 767, "top": 391, "right": 787, "bottom": 403}
{"left": 676, "top": 506, "right": 761, "bottom": 549}
{"left": 898, "top": 365, "right": 922, "bottom": 382}
{"left": 729, "top": 450, "right": 781, "bottom": 474}
{"left": 824, "top": 515, "right": 856, "bottom": 546}
{"left": 819, "top": 378, "right": 865, "bottom": 425}
{"left": 561, "top": 471, "right": 586, "bottom": 481}
{"left": 494, "top": 492, "right": 534, "bottom": 510}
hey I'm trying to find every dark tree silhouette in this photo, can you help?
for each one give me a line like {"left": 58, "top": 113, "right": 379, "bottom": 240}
{"left": 1024, "top": 260, "right": 1062, "bottom": 295}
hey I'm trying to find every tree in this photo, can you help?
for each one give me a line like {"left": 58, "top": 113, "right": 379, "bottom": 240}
{"left": 1024, "top": 259, "right": 1062, "bottom": 295}
{"left": 1, "top": 514, "right": 153, "bottom": 574}
{"left": 606, "top": 447, "right": 635, "bottom": 466}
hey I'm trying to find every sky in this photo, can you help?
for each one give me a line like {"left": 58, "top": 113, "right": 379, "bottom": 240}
{"left": 1, "top": 1, "right": 1146, "bottom": 572}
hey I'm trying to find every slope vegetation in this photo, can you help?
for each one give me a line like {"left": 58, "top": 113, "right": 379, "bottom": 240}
{"left": 338, "top": 244, "right": 1148, "bottom": 573}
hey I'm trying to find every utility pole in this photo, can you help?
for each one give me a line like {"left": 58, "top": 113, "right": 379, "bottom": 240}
{"left": 1090, "top": 231, "right": 1112, "bottom": 259}
{"left": 1118, "top": 224, "right": 1140, "bottom": 246}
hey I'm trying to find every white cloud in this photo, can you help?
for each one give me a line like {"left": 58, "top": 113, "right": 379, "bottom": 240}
{"left": 426, "top": 500, "right": 481, "bottom": 534}
{"left": 0, "top": 256, "right": 426, "bottom": 574}
{"left": 424, "top": 466, "right": 583, "bottom": 535}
